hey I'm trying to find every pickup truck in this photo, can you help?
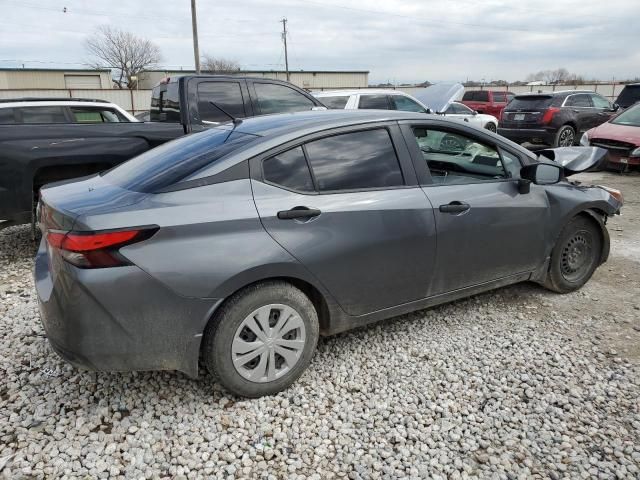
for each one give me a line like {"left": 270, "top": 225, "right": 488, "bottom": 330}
{"left": 0, "top": 75, "right": 326, "bottom": 229}
{"left": 460, "top": 90, "right": 514, "bottom": 119}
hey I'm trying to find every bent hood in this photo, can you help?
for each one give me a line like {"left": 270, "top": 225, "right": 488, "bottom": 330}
{"left": 537, "top": 146, "right": 608, "bottom": 176}
{"left": 411, "top": 83, "right": 465, "bottom": 113}
{"left": 588, "top": 122, "right": 640, "bottom": 145}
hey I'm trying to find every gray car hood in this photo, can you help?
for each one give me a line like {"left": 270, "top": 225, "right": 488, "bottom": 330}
{"left": 411, "top": 83, "right": 465, "bottom": 114}
{"left": 538, "top": 147, "right": 608, "bottom": 176}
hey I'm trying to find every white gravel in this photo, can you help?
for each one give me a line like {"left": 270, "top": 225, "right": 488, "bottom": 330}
{"left": 1, "top": 222, "right": 639, "bottom": 479}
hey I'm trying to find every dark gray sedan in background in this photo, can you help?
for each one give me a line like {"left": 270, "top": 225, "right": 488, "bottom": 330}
{"left": 35, "top": 110, "right": 623, "bottom": 397}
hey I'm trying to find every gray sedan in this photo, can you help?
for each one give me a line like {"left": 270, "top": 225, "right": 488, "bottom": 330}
{"left": 35, "top": 110, "right": 623, "bottom": 397}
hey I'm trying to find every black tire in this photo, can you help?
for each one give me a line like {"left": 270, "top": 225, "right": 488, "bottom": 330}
{"left": 554, "top": 125, "right": 576, "bottom": 147}
{"left": 544, "top": 216, "right": 602, "bottom": 293}
{"left": 484, "top": 123, "right": 497, "bottom": 133}
{"left": 202, "top": 281, "right": 319, "bottom": 398}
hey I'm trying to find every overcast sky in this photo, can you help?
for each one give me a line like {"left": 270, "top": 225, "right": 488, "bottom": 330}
{"left": 1, "top": 0, "right": 638, "bottom": 84}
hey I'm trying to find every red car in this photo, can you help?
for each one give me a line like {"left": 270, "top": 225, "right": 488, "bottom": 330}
{"left": 581, "top": 102, "right": 640, "bottom": 171}
{"left": 461, "top": 90, "right": 514, "bottom": 119}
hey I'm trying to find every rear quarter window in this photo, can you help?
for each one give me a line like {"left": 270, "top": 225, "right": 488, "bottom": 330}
{"left": 19, "top": 106, "right": 68, "bottom": 124}
{"left": 0, "top": 108, "right": 16, "bottom": 124}
{"left": 150, "top": 81, "right": 181, "bottom": 122}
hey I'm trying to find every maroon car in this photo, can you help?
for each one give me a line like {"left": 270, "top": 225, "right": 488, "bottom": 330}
{"left": 461, "top": 90, "right": 514, "bottom": 119}
{"left": 582, "top": 102, "right": 640, "bottom": 171}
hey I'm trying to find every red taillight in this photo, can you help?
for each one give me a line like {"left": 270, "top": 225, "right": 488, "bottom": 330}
{"left": 541, "top": 107, "right": 560, "bottom": 125}
{"left": 46, "top": 227, "right": 157, "bottom": 268}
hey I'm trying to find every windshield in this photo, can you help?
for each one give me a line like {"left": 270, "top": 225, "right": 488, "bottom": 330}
{"left": 611, "top": 104, "right": 640, "bottom": 127}
{"left": 506, "top": 96, "right": 553, "bottom": 111}
{"left": 102, "top": 128, "right": 258, "bottom": 192}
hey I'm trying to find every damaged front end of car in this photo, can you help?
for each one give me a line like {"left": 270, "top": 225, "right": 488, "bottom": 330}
{"left": 538, "top": 146, "right": 624, "bottom": 214}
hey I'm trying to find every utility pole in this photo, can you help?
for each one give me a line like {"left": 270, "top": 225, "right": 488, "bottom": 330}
{"left": 281, "top": 17, "right": 290, "bottom": 82}
{"left": 191, "top": 0, "right": 201, "bottom": 74}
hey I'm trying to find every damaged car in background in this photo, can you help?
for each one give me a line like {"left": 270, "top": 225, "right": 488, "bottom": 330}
{"left": 34, "top": 110, "right": 623, "bottom": 398}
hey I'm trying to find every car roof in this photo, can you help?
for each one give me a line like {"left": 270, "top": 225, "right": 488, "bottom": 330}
{"left": 0, "top": 99, "right": 120, "bottom": 109}
{"left": 230, "top": 109, "right": 428, "bottom": 137}
{"left": 514, "top": 90, "right": 594, "bottom": 98}
{"left": 313, "top": 89, "right": 407, "bottom": 97}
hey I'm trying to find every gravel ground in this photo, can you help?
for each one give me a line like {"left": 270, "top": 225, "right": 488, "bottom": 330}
{"left": 1, "top": 171, "right": 640, "bottom": 479}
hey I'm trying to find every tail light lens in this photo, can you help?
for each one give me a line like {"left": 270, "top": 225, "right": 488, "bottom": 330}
{"left": 46, "top": 227, "right": 158, "bottom": 268}
{"left": 541, "top": 107, "right": 560, "bottom": 125}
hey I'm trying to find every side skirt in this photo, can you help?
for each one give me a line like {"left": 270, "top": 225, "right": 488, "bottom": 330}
{"left": 325, "top": 272, "right": 532, "bottom": 335}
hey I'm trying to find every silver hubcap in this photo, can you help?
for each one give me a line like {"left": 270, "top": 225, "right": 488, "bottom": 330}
{"left": 559, "top": 128, "right": 574, "bottom": 146}
{"left": 232, "top": 304, "right": 306, "bottom": 383}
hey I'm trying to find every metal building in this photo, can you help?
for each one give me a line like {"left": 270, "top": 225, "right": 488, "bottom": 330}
{"left": 137, "top": 69, "right": 369, "bottom": 90}
{"left": 0, "top": 68, "right": 113, "bottom": 89}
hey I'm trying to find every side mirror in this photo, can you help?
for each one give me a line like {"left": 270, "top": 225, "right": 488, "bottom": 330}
{"left": 520, "top": 163, "right": 563, "bottom": 186}
{"left": 610, "top": 103, "right": 620, "bottom": 112}
{"left": 472, "top": 110, "right": 478, "bottom": 116}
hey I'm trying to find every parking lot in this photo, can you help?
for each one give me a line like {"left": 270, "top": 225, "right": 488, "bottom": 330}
{"left": 0, "top": 171, "right": 637, "bottom": 479}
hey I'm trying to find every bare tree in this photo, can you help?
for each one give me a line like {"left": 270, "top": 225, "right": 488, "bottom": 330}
{"left": 201, "top": 54, "right": 241, "bottom": 74}
{"left": 525, "top": 68, "right": 573, "bottom": 85}
{"left": 85, "top": 26, "right": 162, "bottom": 89}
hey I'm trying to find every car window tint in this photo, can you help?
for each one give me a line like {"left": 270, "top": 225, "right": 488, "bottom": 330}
{"left": 391, "top": 95, "right": 426, "bottom": 113}
{"left": 462, "top": 91, "right": 474, "bottom": 101}
{"left": 263, "top": 146, "right": 314, "bottom": 192}
{"left": 475, "top": 91, "right": 489, "bottom": 102}
{"left": 493, "top": 92, "right": 507, "bottom": 102}
{"left": 254, "top": 83, "right": 314, "bottom": 114}
{"left": 103, "top": 128, "right": 258, "bottom": 193}
{"left": 71, "top": 107, "right": 124, "bottom": 123}
{"left": 197, "top": 81, "right": 246, "bottom": 122}
{"left": 448, "top": 103, "right": 470, "bottom": 114}
{"left": 565, "top": 94, "right": 592, "bottom": 107}
{"left": 590, "top": 94, "right": 611, "bottom": 109}
{"left": 305, "top": 129, "right": 404, "bottom": 191}
{"left": 358, "top": 95, "right": 390, "bottom": 109}
{"left": 0, "top": 108, "right": 16, "bottom": 124}
{"left": 411, "top": 127, "right": 507, "bottom": 184}
{"left": 19, "top": 106, "right": 67, "bottom": 124}
{"left": 319, "top": 96, "right": 349, "bottom": 109}
{"left": 499, "top": 149, "right": 522, "bottom": 178}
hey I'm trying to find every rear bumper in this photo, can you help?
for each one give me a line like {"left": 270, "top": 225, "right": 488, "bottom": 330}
{"left": 34, "top": 239, "right": 219, "bottom": 377}
{"left": 497, "top": 127, "right": 555, "bottom": 146}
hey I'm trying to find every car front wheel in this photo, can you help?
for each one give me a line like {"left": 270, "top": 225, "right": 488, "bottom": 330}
{"left": 484, "top": 122, "right": 497, "bottom": 133}
{"left": 543, "top": 216, "right": 602, "bottom": 293}
{"left": 203, "top": 281, "right": 319, "bottom": 397}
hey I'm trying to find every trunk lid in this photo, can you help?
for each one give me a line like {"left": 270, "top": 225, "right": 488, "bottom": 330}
{"left": 39, "top": 174, "right": 148, "bottom": 233}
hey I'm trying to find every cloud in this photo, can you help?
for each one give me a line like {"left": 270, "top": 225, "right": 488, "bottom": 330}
{"left": 1, "top": 0, "right": 638, "bottom": 83}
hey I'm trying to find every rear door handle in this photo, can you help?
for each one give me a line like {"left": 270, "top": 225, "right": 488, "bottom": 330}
{"left": 277, "top": 207, "right": 322, "bottom": 220}
{"left": 439, "top": 201, "right": 470, "bottom": 214}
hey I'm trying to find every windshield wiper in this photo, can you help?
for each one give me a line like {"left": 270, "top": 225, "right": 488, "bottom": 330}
{"left": 208, "top": 101, "right": 242, "bottom": 126}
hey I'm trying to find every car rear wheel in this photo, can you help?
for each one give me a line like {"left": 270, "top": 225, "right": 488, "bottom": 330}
{"left": 544, "top": 216, "right": 602, "bottom": 293}
{"left": 484, "top": 122, "right": 497, "bottom": 133}
{"left": 203, "top": 281, "right": 319, "bottom": 398}
{"left": 555, "top": 125, "right": 576, "bottom": 147}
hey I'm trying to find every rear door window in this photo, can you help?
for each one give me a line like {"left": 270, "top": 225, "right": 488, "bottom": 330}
{"left": 565, "top": 94, "right": 592, "bottom": 108}
{"left": 253, "top": 82, "right": 315, "bottom": 114}
{"left": 150, "top": 81, "right": 181, "bottom": 122}
{"left": 475, "top": 91, "right": 489, "bottom": 102}
{"left": 197, "top": 81, "right": 246, "bottom": 123}
{"left": 19, "top": 106, "right": 68, "bottom": 123}
{"left": 493, "top": 92, "right": 507, "bottom": 102}
{"left": 358, "top": 95, "right": 391, "bottom": 110}
{"left": 318, "top": 96, "right": 349, "bottom": 109}
{"left": 304, "top": 128, "right": 404, "bottom": 191}
{"left": 263, "top": 146, "right": 314, "bottom": 192}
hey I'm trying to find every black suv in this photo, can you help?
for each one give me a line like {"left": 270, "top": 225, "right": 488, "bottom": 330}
{"left": 614, "top": 83, "right": 640, "bottom": 110}
{"left": 498, "top": 90, "right": 619, "bottom": 147}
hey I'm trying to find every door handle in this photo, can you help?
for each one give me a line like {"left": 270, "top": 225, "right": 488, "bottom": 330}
{"left": 277, "top": 206, "right": 322, "bottom": 220}
{"left": 439, "top": 201, "right": 470, "bottom": 214}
